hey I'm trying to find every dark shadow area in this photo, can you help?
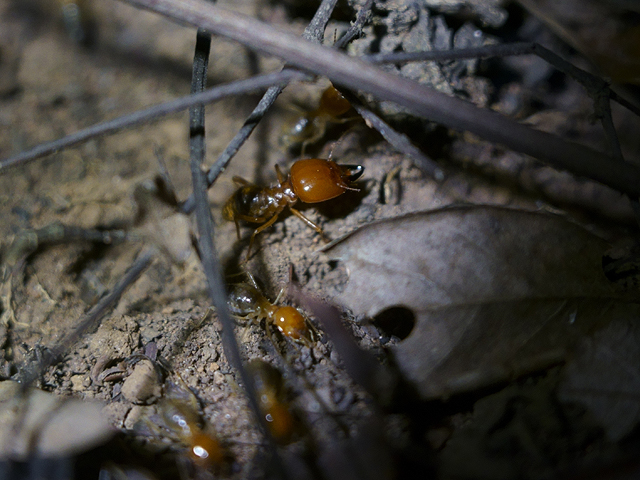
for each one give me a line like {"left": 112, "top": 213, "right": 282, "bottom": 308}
{"left": 373, "top": 306, "right": 416, "bottom": 341}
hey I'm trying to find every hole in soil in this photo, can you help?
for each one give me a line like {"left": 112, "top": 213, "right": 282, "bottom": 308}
{"left": 373, "top": 306, "right": 416, "bottom": 340}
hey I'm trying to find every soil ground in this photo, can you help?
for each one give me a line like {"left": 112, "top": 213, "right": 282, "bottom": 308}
{"left": 1, "top": 1, "right": 639, "bottom": 479}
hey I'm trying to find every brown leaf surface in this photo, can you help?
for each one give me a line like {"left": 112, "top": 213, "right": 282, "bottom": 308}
{"left": 559, "top": 317, "right": 640, "bottom": 441}
{"left": 324, "top": 206, "right": 635, "bottom": 398}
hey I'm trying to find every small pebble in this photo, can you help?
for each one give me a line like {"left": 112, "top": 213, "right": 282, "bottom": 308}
{"left": 213, "top": 371, "right": 225, "bottom": 385}
{"left": 70, "top": 374, "right": 85, "bottom": 392}
{"left": 121, "top": 360, "right": 161, "bottom": 404}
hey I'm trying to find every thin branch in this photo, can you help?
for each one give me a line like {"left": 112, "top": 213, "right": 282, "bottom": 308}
{"left": 369, "top": 41, "right": 629, "bottom": 165}
{"left": 333, "top": 0, "right": 373, "bottom": 50}
{"left": 118, "top": 0, "right": 640, "bottom": 200}
{"left": 366, "top": 42, "right": 545, "bottom": 63}
{"left": 2, "top": 222, "right": 129, "bottom": 269}
{"left": 189, "top": 113, "right": 287, "bottom": 477}
{"left": 0, "top": 70, "right": 307, "bottom": 172}
{"left": 369, "top": 42, "right": 640, "bottom": 118}
{"left": 189, "top": 29, "right": 210, "bottom": 141}
{"left": 339, "top": 85, "right": 444, "bottom": 179}
{"left": 353, "top": 103, "right": 444, "bottom": 180}
{"left": 610, "top": 90, "right": 640, "bottom": 119}
{"left": 368, "top": 42, "right": 603, "bottom": 92}
{"left": 303, "top": 0, "right": 339, "bottom": 42}
{"left": 186, "top": 21, "right": 287, "bottom": 478}
{"left": 595, "top": 91, "right": 624, "bottom": 162}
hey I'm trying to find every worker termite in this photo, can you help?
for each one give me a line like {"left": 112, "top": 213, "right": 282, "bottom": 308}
{"left": 281, "top": 85, "right": 357, "bottom": 155}
{"left": 227, "top": 273, "right": 315, "bottom": 347}
{"left": 246, "top": 359, "right": 299, "bottom": 445}
{"left": 158, "top": 396, "right": 225, "bottom": 469}
{"left": 134, "top": 374, "right": 225, "bottom": 471}
{"left": 222, "top": 156, "right": 364, "bottom": 260}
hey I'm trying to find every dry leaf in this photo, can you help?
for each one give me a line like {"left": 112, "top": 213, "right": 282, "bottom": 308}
{"left": 559, "top": 317, "right": 640, "bottom": 441}
{"left": 323, "top": 206, "right": 634, "bottom": 399}
{"left": 440, "top": 377, "right": 566, "bottom": 480}
{"left": 0, "top": 381, "right": 114, "bottom": 460}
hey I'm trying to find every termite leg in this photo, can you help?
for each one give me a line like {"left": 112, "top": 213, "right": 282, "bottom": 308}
{"left": 273, "top": 287, "right": 285, "bottom": 304}
{"left": 245, "top": 271, "right": 260, "bottom": 290}
{"left": 265, "top": 316, "right": 278, "bottom": 348}
{"left": 246, "top": 214, "right": 280, "bottom": 260}
{"left": 300, "top": 140, "right": 310, "bottom": 158}
{"left": 232, "top": 314, "right": 252, "bottom": 326}
{"left": 289, "top": 208, "right": 329, "bottom": 242}
{"left": 299, "top": 120, "right": 326, "bottom": 158}
{"left": 232, "top": 176, "right": 251, "bottom": 186}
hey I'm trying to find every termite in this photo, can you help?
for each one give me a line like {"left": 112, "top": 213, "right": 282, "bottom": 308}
{"left": 227, "top": 273, "right": 315, "bottom": 346}
{"left": 246, "top": 359, "right": 298, "bottom": 444}
{"left": 159, "top": 397, "right": 225, "bottom": 469}
{"left": 223, "top": 156, "right": 363, "bottom": 260}
{"left": 280, "top": 84, "right": 356, "bottom": 155}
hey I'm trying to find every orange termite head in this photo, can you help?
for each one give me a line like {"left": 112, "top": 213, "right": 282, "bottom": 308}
{"left": 273, "top": 306, "right": 311, "bottom": 344}
{"left": 318, "top": 85, "right": 352, "bottom": 118}
{"left": 290, "top": 158, "right": 364, "bottom": 204}
{"left": 188, "top": 430, "right": 225, "bottom": 468}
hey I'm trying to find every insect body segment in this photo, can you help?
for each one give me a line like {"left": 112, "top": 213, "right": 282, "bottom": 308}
{"left": 272, "top": 306, "right": 309, "bottom": 343}
{"left": 222, "top": 172, "right": 296, "bottom": 234}
{"left": 246, "top": 360, "right": 297, "bottom": 444}
{"left": 227, "top": 279, "right": 314, "bottom": 346}
{"left": 318, "top": 84, "right": 353, "bottom": 117}
{"left": 223, "top": 158, "right": 363, "bottom": 259}
{"left": 290, "top": 158, "right": 363, "bottom": 203}
{"left": 281, "top": 85, "right": 355, "bottom": 153}
{"left": 160, "top": 398, "right": 225, "bottom": 469}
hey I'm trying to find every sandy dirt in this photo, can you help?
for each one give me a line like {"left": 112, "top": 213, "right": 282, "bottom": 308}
{"left": 1, "top": 0, "right": 638, "bottom": 479}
